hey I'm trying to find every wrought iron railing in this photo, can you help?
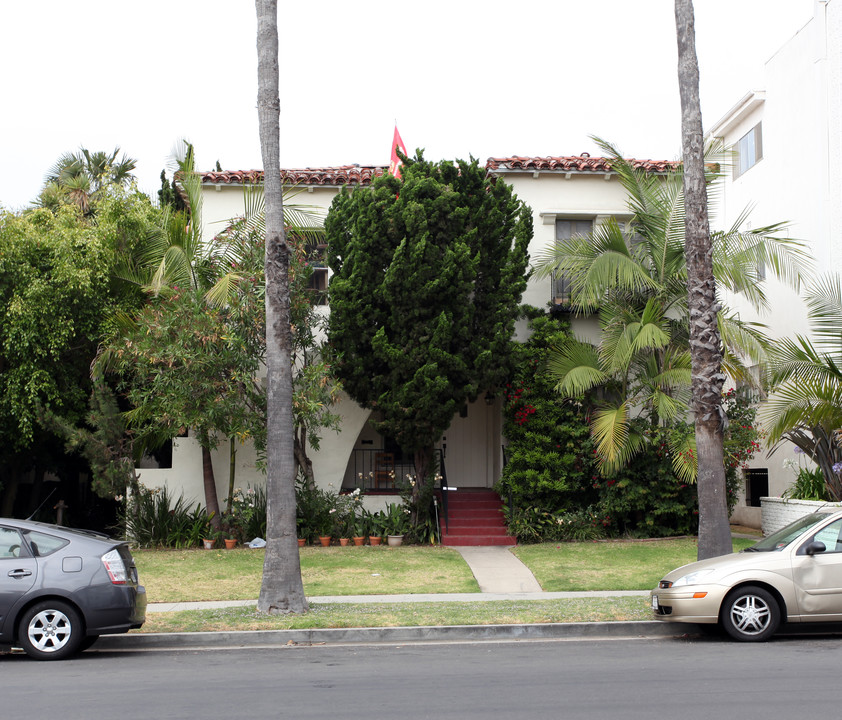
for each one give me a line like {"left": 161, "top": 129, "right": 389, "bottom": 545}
{"left": 343, "top": 449, "right": 445, "bottom": 493}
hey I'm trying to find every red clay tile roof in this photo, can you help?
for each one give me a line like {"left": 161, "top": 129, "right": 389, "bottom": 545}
{"left": 200, "top": 166, "right": 387, "bottom": 186}
{"left": 486, "top": 154, "right": 680, "bottom": 173}
{"left": 200, "top": 155, "right": 680, "bottom": 186}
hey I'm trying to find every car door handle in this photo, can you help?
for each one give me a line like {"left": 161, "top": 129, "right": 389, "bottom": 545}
{"left": 8, "top": 569, "right": 32, "bottom": 578}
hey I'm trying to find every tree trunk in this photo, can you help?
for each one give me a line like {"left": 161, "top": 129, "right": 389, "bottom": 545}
{"left": 675, "top": 0, "right": 732, "bottom": 560}
{"left": 255, "top": 0, "right": 308, "bottom": 615}
{"left": 410, "top": 445, "right": 435, "bottom": 525}
{"left": 227, "top": 437, "right": 237, "bottom": 511}
{"left": 201, "top": 443, "right": 221, "bottom": 529}
{"left": 293, "top": 429, "right": 315, "bottom": 489}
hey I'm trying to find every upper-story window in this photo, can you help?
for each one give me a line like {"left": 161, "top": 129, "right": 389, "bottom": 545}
{"left": 299, "top": 235, "right": 328, "bottom": 306}
{"left": 734, "top": 123, "right": 763, "bottom": 179}
{"left": 552, "top": 219, "right": 594, "bottom": 307}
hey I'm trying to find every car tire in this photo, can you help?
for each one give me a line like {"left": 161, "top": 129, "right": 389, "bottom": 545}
{"left": 18, "top": 600, "right": 84, "bottom": 660}
{"left": 720, "top": 585, "right": 780, "bottom": 642}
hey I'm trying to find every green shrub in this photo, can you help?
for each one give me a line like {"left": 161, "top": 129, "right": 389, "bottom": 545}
{"left": 122, "top": 484, "right": 212, "bottom": 548}
{"left": 782, "top": 465, "right": 830, "bottom": 501}
{"left": 495, "top": 310, "right": 597, "bottom": 512}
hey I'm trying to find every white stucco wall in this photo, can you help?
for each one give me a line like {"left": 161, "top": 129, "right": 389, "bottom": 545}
{"left": 709, "top": 0, "right": 841, "bottom": 505}
{"left": 166, "top": 159, "right": 689, "bottom": 506}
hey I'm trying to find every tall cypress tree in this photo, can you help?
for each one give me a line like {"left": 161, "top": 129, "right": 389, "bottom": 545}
{"left": 325, "top": 154, "right": 532, "bottom": 498}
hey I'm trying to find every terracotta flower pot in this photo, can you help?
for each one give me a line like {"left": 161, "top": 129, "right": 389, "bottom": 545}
{"left": 368, "top": 535, "right": 382, "bottom": 546}
{"left": 224, "top": 538, "right": 237, "bottom": 549}
{"left": 202, "top": 538, "right": 214, "bottom": 550}
{"left": 339, "top": 537, "right": 350, "bottom": 547}
{"left": 352, "top": 536, "right": 365, "bottom": 546}
{"left": 298, "top": 538, "right": 306, "bottom": 547}
{"left": 319, "top": 535, "right": 332, "bottom": 547}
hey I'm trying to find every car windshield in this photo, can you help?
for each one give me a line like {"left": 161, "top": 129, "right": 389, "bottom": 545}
{"left": 747, "top": 512, "right": 834, "bottom": 552}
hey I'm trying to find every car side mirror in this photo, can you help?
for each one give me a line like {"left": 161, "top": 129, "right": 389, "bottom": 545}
{"left": 806, "top": 541, "right": 827, "bottom": 556}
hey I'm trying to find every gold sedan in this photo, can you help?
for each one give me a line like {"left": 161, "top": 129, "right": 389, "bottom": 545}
{"left": 651, "top": 510, "right": 842, "bottom": 641}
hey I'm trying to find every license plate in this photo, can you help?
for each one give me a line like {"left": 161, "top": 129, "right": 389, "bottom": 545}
{"left": 651, "top": 595, "right": 659, "bottom": 610}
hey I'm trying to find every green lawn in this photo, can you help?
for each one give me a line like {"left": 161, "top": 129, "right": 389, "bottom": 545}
{"left": 132, "top": 536, "right": 758, "bottom": 633}
{"left": 512, "top": 537, "right": 756, "bottom": 592}
{"left": 134, "top": 545, "right": 479, "bottom": 603}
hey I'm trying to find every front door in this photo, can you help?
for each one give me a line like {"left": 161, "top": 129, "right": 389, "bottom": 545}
{"left": 441, "top": 399, "right": 500, "bottom": 488}
{"left": 0, "top": 526, "right": 37, "bottom": 637}
{"left": 791, "top": 517, "right": 842, "bottom": 620}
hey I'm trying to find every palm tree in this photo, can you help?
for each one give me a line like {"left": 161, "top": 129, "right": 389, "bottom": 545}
{"left": 38, "top": 147, "right": 136, "bottom": 215}
{"left": 535, "top": 138, "right": 810, "bottom": 486}
{"left": 762, "top": 275, "right": 842, "bottom": 500}
{"left": 255, "top": 0, "right": 309, "bottom": 615}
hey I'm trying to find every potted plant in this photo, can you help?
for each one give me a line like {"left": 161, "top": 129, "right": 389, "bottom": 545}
{"left": 384, "top": 502, "right": 410, "bottom": 546}
{"left": 353, "top": 512, "right": 369, "bottom": 546}
{"left": 368, "top": 511, "right": 385, "bottom": 546}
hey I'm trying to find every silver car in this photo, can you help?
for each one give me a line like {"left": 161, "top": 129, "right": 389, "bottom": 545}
{"left": 651, "top": 509, "right": 842, "bottom": 641}
{"left": 0, "top": 518, "right": 146, "bottom": 660}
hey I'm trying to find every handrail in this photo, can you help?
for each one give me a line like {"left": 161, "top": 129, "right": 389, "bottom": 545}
{"left": 438, "top": 452, "right": 449, "bottom": 534}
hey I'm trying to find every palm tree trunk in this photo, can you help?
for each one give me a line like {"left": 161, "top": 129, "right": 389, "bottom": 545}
{"left": 675, "top": 0, "right": 732, "bottom": 560}
{"left": 255, "top": 0, "right": 307, "bottom": 615}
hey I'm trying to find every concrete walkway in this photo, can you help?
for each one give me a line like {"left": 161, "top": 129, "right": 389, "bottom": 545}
{"left": 453, "top": 545, "right": 542, "bottom": 593}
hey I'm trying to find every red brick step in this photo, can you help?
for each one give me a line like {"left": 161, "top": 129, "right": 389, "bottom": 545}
{"left": 439, "top": 490, "right": 516, "bottom": 546}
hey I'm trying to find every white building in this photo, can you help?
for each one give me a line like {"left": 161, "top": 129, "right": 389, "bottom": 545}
{"left": 709, "top": 0, "right": 842, "bottom": 525}
{"left": 138, "top": 156, "right": 681, "bottom": 510}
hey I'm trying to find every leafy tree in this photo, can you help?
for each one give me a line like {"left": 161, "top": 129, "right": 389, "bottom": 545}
{"left": 325, "top": 153, "right": 532, "bottom": 508}
{"left": 98, "top": 279, "right": 266, "bottom": 525}
{"left": 0, "top": 191, "right": 155, "bottom": 517}
{"left": 762, "top": 275, "right": 842, "bottom": 499}
{"left": 255, "top": 0, "right": 308, "bottom": 615}
{"left": 40, "top": 380, "right": 141, "bottom": 504}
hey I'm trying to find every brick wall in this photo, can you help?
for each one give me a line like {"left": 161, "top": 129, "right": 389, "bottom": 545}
{"left": 760, "top": 497, "right": 842, "bottom": 536}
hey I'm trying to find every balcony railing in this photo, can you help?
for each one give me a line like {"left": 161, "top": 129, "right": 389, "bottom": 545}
{"left": 342, "top": 449, "right": 445, "bottom": 493}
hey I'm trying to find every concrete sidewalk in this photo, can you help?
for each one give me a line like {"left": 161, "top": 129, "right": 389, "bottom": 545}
{"left": 147, "top": 590, "right": 649, "bottom": 613}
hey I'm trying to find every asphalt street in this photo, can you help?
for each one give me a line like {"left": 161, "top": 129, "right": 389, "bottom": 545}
{"left": 4, "top": 635, "right": 841, "bottom": 720}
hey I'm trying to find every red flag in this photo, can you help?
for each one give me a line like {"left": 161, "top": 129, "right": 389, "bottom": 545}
{"left": 389, "top": 125, "right": 407, "bottom": 179}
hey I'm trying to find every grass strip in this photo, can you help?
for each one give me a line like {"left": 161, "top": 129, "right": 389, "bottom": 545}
{"left": 137, "top": 597, "right": 652, "bottom": 633}
{"left": 512, "top": 538, "right": 756, "bottom": 592}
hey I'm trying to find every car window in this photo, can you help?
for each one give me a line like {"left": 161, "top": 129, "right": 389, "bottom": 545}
{"left": 0, "top": 527, "right": 25, "bottom": 558}
{"left": 810, "top": 519, "right": 842, "bottom": 553}
{"left": 24, "top": 530, "right": 68, "bottom": 557}
{"left": 750, "top": 512, "right": 834, "bottom": 552}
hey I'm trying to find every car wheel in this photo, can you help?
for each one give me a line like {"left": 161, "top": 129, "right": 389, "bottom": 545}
{"left": 18, "top": 601, "right": 84, "bottom": 660}
{"left": 721, "top": 585, "right": 780, "bottom": 642}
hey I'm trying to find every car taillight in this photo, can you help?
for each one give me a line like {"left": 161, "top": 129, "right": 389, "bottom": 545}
{"left": 101, "top": 549, "right": 129, "bottom": 584}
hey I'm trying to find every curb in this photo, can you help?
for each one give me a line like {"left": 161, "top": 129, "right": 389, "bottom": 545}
{"left": 97, "top": 621, "right": 700, "bottom": 651}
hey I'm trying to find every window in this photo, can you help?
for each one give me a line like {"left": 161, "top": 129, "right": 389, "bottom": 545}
{"left": 308, "top": 268, "right": 328, "bottom": 305}
{"left": 303, "top": 236, "right": 328, "bottom": 306}
{"left": 24, "top": 530, "right": 68, "bottom": 557}
{"left": 744, "top": 468, "right": 768, "bottom": 508}
{"left": 552, "top": 219, "right": 593, "bottom": 307}
{"left": 0, "top": 527, "right": 23, "bottom": 558}
{"left": 809, "top": 519, "right": 842, "bottom": 553}
{"left": 734, "top": 123, "right": 762, "bottom": 178}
